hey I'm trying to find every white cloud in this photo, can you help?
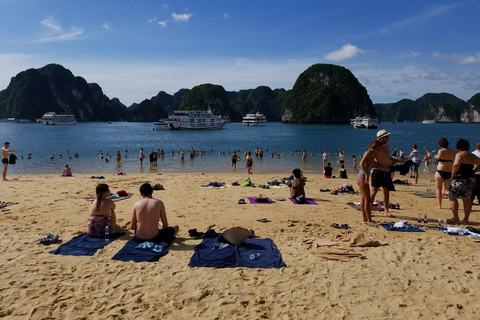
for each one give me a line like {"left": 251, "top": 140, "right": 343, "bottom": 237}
{"left": 325, "top": 44, "right": 364, "bottom": 62}
{"left": 37, "top": 18, "right": 84, "bottom": 42}
{"left": 171, "top": 13, "right": 192, "bottom": 22}
{"left": 102, "top": 22, "right": 112, "bottom": 30}
{"left": 157, "top": 21, "right": 167, "bottom": 28}
{"left": 148, "top": 17, "right": 157, "bottom": 23}
{"left": 222, "top": 13, "right": 230, "bottom": 19}
{"left": 433, "top": 52, "right": 480, "bottom": 65}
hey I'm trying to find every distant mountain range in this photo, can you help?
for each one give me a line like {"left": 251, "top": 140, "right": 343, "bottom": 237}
{"left": 1, "top": 63, "right": 479, "bottom": 123}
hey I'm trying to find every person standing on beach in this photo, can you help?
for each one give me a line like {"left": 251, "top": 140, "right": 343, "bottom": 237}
{"left": 322, "top": 149, "right": 328, "bottom": 167}
{"left": 370, "top": 130, "right": 404, "bottom": 217}
{"left": 408, "top": 144, "right": 421, "bottom": 184}
{"left": 448, "top": 139, "right": 480, "bottom": 224}
{"left": 471, "top": 143, "right": 480, "bottom": 205}
{"left": 434, "top": 138, "right": 457, "bottom": 209}
{"left": 352, "top": 155, "right": 358, "bottom": 174}
{"left": 357, "top": 140, "right": 388, "bottom": 225}
{"left": 131, "top": 183, "right": 179, "bottom": 245}
{"left": 2, "top": 142, "right": 17, "bottom": 181}
{"left": 246, "top": 152, "right": 253, "bottom": 174}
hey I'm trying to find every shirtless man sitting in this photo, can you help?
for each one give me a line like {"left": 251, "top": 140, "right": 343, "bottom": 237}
{"left": 131, "top": 183, "right": 179, "bottom": 245}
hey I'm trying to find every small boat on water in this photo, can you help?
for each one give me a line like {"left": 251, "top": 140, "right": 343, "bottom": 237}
{"left": 350, "top": 116, "right": 379, "bottom": 129}
{"left": 242, "top": 112, "right": 267, "bottom": 126}
{"left": 41, "top": 112, "right": 77, "bottom": 125}
{"left": 152, "top": 120, "right": 170, "bottom": 131}
{"left": 421, "top": 119, "right": 436, "bottom": 124}
{"left": 165, "top": 109, "right": 225, "bottom": 130}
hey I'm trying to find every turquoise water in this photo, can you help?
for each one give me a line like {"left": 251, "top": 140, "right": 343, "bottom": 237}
{"left": 0, "top": 121, "right": 479, "bottom": 174}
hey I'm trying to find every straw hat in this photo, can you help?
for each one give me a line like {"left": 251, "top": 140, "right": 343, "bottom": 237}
{"left": 376, "top": 129, "right": 390, "bottom": 139}
{"left": 222, "top": 227, "right": 250, "bottom": 246}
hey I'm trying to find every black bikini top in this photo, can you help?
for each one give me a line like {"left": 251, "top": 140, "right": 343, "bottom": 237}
{"left": 437, "top": 159, "right": 453, "bottom": 163}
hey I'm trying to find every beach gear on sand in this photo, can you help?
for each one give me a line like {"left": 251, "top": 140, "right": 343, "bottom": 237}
{"left": 50, "top": 232, "right": 125, "bottom": 256}
{"left": 288, "top": 197, "right": 318, "bottom": 205}
{"left": 380, "top": 222, "right": 424, "bottom": 232}
{"left": 111, "top": 239, "right": 168, "bottom": 262}
{"left": 247, "top": 197, "right": 273, "bottom": 204}
{"left": 221, "top": 227, "right": 251, "bottom": 246}
{"left": 38, "top": 233, "right": 61, "bottom": 244}
{"left": 188, "top": 236, "right": 286, "bottom": 268}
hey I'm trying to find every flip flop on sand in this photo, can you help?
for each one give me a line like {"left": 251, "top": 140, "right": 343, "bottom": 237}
{"left": 257, "top": 218, "right": 271, "bottom": 223}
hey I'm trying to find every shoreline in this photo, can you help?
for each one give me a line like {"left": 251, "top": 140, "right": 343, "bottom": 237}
{"left": 1, "top": 172, "right": 479, "bottom": 319}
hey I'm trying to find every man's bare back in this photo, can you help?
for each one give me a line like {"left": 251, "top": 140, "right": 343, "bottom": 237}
{"left": 131, "top": 197, "right": 168, "bottom": 240}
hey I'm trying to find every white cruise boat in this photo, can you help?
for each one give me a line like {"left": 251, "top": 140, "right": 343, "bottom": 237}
{"left": 242, "top": 112, "right": 267, "bottom": 126}
{"left": 41, "top": 112, "right": 77, "bottom": 125}
{"left": 166, "top": 109, "right": 225, "bottom": 130}
{"left": 350, "top": 116, "right": 379, "bottom": 129}
{"left": 152, "top": 119, "right": 170, "bottom": 131}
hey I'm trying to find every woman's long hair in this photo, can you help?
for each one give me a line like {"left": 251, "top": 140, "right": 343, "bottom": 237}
{"left": 95, "top": 184, "right": 110, "bottom": 211}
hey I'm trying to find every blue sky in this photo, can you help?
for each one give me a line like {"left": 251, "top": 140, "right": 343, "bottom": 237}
{"left": 0, "top": 0, "right": 479, "bottom": 106}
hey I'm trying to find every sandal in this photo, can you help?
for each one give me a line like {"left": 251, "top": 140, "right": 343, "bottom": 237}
{"left": 340, "top": 224, "right": 349, "bottom": 229}
{"left": 330, "top": 223, "right": 341, "bottom": 229}
{"left": 238, "top": 199, "right": 246, "bottom": 204}
{"left": 257, "top": 218, "right": 271, "bottom": 223}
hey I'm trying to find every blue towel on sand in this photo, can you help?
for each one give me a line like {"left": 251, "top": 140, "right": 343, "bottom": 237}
{"left": 111, "top": 239, "right": 169, "bottom": 262}
{"left": 49, "top": 232, "right": 125, "bottom": 256}
{"left": 380, "top": 223, "right": 425, "bottom": 232}
{"left": 189, "top": 236, "right": 286, "bottom": 268}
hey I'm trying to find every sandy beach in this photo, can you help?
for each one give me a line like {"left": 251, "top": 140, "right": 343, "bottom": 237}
{"left": 1, "top": 170, "right": 480, "bottom": 319}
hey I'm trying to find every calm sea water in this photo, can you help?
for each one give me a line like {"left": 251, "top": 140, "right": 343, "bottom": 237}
{"left": 1, "top": 121, "right": 479, "bottom": 174}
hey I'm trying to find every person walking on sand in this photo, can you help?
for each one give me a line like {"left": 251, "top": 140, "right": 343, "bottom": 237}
{"left": 116, "top": 151, "right": 122, "bottom": 163}
{"left": 357, "top": 140, "right": 389, "bottom": 225}
{"left": 2, "top": 142, "right": 17, "bottom": 181}
{"left": 434, "top": 138, "right": 457, "bottom": 208}
{"left": 447, "top": 139, "right": 480, "bottom": 224}
{"left": 131, "top": 183, "right": 179, "bottom": 245}
{"left": 370, "top": 130, "right": 404, "bottom": 217}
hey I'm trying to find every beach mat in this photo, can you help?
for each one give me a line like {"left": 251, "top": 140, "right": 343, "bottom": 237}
{"left": 111, "top": 239, "right": 169, "bottom": 262}
{"left": 380, "top": 223, "right": 425, "bottom": 232}
{"left": 288, "top": 197, "right": 318, "bottom": 205}
{"left": 189, "top": 236, "right": 286, "bottom": 268}
{"left": 49, "top": 232, "right": 125, "bottom": 256}
{"left": 247, "top": 197, "right": 274, "bottom": 204}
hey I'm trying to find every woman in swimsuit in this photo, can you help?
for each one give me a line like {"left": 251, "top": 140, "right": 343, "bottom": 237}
{"left": 448, "top": 139, "right": 480, "bottom": 223}
{"left": 357, "top": 140, "right": 389, "bottom": 225}
{"left": 87, "top": 183, "right": 117, "bottom": 237}
{"left": 434, "top": 138, "right": 457, "bottom": 208}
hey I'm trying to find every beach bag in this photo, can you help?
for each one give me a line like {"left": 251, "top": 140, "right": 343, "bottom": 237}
{"left": 116, "top": 190, "right": 128, "bottom": 197}
{"left": 244, "top": 177, "right": 251, "bottom": 187}
{"left": 8, "top": 154, "right": 16, "bottom": 165}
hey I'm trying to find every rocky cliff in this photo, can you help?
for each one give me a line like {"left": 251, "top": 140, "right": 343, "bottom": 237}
{"left": 0, "top": 64, "right": 127, "bottom": 121}
{"left": 281, "top": 63, "right": 375, "bottom": 123}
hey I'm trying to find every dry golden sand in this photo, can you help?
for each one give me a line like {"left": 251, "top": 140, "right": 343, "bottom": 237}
{"left": 1, "top": 171, "right": 480, "bottom": 319}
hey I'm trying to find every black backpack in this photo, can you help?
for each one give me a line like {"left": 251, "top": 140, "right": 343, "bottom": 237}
{"left": 8, "top": 154, "right": 16, "bottom": 165}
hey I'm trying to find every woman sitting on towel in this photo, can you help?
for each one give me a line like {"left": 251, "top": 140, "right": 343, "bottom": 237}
{"left": 87, "top": 183, "right": 117, "bottom": 237}
{"left": 288, "top": 168, "right": 306, "bottom": 202}
{"left": 357, "top": 140, "right": 389, "bottom": 225}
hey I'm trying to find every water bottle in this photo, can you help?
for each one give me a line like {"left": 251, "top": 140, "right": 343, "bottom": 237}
{"left": 437, "top": 219, "right": 442, "bottom": 232}
{"left": 424, "top": 214, "right": 428, "bottom": 225}
{"left": 105, "top": 226, "right": 110, "bottom": 241}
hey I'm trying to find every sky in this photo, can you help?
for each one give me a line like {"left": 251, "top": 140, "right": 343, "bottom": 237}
{"left": 0, "top": 0, "right": 479, "bottom": 106}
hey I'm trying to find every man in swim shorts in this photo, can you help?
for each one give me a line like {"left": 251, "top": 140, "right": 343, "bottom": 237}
{"left": 370, "top": 130, "right": 405, "bottom": 217}
{"left": 2, "top": 142, "right": 17, "bottom": 181}
{"left": 131, "top": 183, "right": 179, "bottom": 245}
